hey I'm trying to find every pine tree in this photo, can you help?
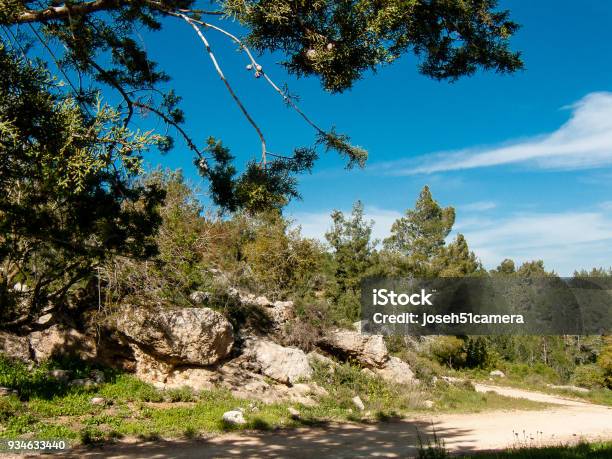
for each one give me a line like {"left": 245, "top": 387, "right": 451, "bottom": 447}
{"left": 384, "top": 185, "right": 455, "bottom": 275}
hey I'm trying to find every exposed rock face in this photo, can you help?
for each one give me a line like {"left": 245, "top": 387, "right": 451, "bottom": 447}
{"left": 319, "top": 329, "right": 388, "bottom": 368}
{"left": 29, "top": 325, "right": 96, "bottom": 362}
{"left": 237, "top": 293, "right": 294, "bottom": 330}
{"left": 243, "top": 337, "right": 312, "bottom": 384}
{"left": 115, "top": 306, "right": 233, "bottom": 366}
{"left": 0, "top": 332, "right": 31, "bottom": 361}
{"left": 375, "top": 356, "right": 415, "bottom": 385}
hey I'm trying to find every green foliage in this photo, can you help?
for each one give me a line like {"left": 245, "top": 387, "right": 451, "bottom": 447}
{"left": 465, "top": 337, "right": 497, "bottom": 369}
{"left": 0, "top": 48, "right": 164, "bottom": 324}
{"left": 597, "top": 336, "right": 612, "bottom": 388}
{"left": 430, "top": 337, "right": 467, "bottom": 369}
{"left": 325, "top": 201, "right": 376, "bottom": 322}
{"left": 240, "top": 211, "right": 328, "bottom": 298}
{"left": 571, "top": 364, "right": 607, "bottom": 389}
{"left": 383, "top": 186, "right": 456, "bottom": 276}
{"left": 436, "top": 234, "right": 482, "bottom": 276}
{"left": 0, "top": 394, "right": 22, "bottom": 422}
{"left": 227, "top": 0, "right": 522, "bottom": 92}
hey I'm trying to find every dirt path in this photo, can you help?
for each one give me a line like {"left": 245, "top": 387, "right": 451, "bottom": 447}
{"left": 14, "top": 385, "right": 612, "bottom": 458}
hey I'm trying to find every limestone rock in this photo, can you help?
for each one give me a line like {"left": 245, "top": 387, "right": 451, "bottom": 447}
{"left": 319, "top": 329, "right": 388, "bottom": 368}
{"left": 189, "top": 291, "right": 210, "bottom": 304}
{"left": 115, "top": 306, "right": 233, "bottom": 366}
{"left": 375, "top": 356, "right": 415, "bottom": 385}
{"left": 222, "top": 410, "right": 246, "bottom": 425}
{"left": 90, "top": 397, "right": 106, "bottom": 406}
{"left": 0, "top": 332, "right": 31, "bottom": 361}
{"left": 307, "top": 351, "right": 336, "bottom": 369}
{"left": 243, "top": 337, "right": 312, "bottom": 384}
{"left": 291, "top": 383, "right": 312, "bottom": 396}
{"left": 352, "top": 395, "right": 365, "bottom": 411}
{"left": 47, "top": 369, "right": 71, "bottom": 382}
{"left": 0, "top": 387, "right": 16, "bottom": 396}
{"left": 29, "top": 325, "right": 96, "bottom": 363}
{"left": 490, "top": 370, "right": 506, "bottom": 378}
{"left": 69, "top": 378, "right": 96, "bottom": 388}
{"left": 90, "top": 369, "right": 105, "bottom": 384}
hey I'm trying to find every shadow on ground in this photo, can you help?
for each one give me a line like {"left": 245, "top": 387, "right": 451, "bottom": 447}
{"left": 53, "top": 419, "right": 475, "bottom": 458}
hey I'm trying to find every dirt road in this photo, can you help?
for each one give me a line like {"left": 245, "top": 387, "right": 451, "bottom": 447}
{"left": 14, "top": 385, "right": 612, "bottom": 458}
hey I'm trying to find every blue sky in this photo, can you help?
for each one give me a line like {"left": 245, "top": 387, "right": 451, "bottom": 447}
{"left": 134, "top": 1, "right": 612, "bottom": 275}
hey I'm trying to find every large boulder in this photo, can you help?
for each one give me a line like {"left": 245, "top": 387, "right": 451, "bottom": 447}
{"left": 375, "top": 356, "right": 416, "bottom": 385}
{"left": 243, "top": 337, "right": 312, "bottom": 384}
{"left": 115, "top": 306, "right": 233, "bottom": 366}
{"left": 29, "top": 325, "right": 96, "bottom": 362}
{"left": 319, "top": 329, "right": 388, "bottom": 368}
{"left": 0, "top": 332, "right": 31, "bottom": 361}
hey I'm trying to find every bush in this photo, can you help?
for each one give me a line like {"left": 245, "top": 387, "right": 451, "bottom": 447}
{"left": 429, "top": 337, "right": 467, "bottom": 369}
{"left": 0, "top": 395, "right": 22, "bottom": 421}
{"left": 571, "top": 364, "right": 607, "bottom": 389}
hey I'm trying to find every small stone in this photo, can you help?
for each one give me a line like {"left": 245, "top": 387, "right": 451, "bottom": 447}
{"left": 90, "top": 369, "right": 105, "bottom": 383}
{"left": 254, "top": 296, "right": 270, "bottom": 307}
{"left": 69, "top": 378, "right": 96, "bottom": 388}
{"left": 423, "top": 400, "right": 434, "bottom": 409}
{"left": 13, "top": 282, "right": 28, "bottom": 292}
{"left": 291, "top": 383, "right": 311, "bottom": 396}
{"left": 490, "top": 370, "right": 506, "bottom": 378}
{"left": 288, "top": 407, "right": 300, "bottom": 419}
{"left": 308, "top": 383, "right": 329, "bottom": 398}
{"left": 36, "top": 313, "right": 53, "bottom": 325}
{"left": 90, "top": 397, "right": 106, "bottom": 405}
{"left": 352, "top": 395, "right": 365, "bottom": 411}
{"left": 360, "top": 368, "right": 376, "bottom": 378}
{"left": 48, "top": 369, "right": 71, "bottom": 382}
{"left": 222, "top": 410, "right": 246, "bottom": 425}
{"left": 189, "top": 291, "right": 209, "bottom": 304}
{"left": 0, "top": 387, "right": 13, "bottom": 396}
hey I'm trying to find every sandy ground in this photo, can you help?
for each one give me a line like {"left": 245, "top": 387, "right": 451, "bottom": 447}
{"left": 9, "top": 385, "right": 612, "bottom": 458}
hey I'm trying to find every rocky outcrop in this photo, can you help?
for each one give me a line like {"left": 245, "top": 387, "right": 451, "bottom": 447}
{"left": 115, "top": 306, "right": 233, "bottom": 366}
{"left": 319, "top": 328, "right": 388, "bottom": 368}
{"left": 242, "top": 336, "right": 312, "bottom": 384}
{"left": 29, "top": 325, "right": 97, "bottom": 363}
{"left": 236, "top": 292, "right": 294, "bottom": 330}
{"left": 375, "top": 356, "right": 415, "bottom": 385}
{"left": 0, "top": 332, "right": 31, "bottom": 361}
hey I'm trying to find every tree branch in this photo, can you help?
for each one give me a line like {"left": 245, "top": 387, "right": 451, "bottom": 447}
{"left": 180, "top": 15, "right": 328, "bottom": 138}
{"left": 179, "top": 13, "right": 268, "bottom": 166}
{"left": 13, "top": 1, "right": 224, "bottom": 24}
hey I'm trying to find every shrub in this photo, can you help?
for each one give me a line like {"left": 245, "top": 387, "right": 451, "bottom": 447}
{"left": 571, "top": 364, "right": 607, "bottom": 389}
{"left": 429, "top": 337, "right": 467, "bottom": 369}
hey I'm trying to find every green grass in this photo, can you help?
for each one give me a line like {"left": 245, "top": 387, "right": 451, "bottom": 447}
{"left": 431, "top": 381, "right": 549, "bottom": 413}
{"left": 0, "top": 354, "right": 561, "bottom": 446}
{"left": 451, "top": 365, "right": 612, "bottom": 407}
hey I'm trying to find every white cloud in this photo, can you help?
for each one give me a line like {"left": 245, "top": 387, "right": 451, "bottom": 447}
{"left": 381, "top": 92, "right": 612, "bottom": 174}
{"left": 460, "top": 201, "right": 497, "bottom": 212}
{"left": 454, "top": 210, "right": 612, "bottom": 275}
{"left": 293, "top": 206, "right": 612, "bottom": 276}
